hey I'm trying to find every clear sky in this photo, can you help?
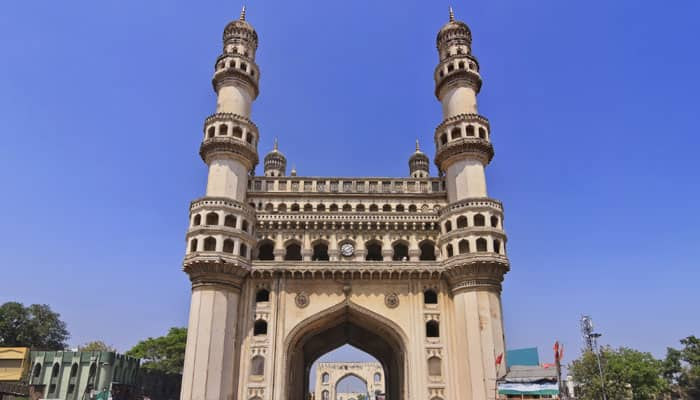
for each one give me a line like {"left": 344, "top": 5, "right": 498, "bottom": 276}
{"left": 1, "top": 0, "right": 698, "bottom": 374}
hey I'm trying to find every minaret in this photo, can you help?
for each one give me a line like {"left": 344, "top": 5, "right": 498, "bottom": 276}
{"left": 263, "top": 138, "right": 287, "bottom": 177}
{"left": 433, "top": 6, "right": 492, "bottom": 202}
{"left": 180, "top": 7, "right": 260, "bottom": 400}
{"left": 408, "top": 140, "right": 430, "bottom": 178}
{"left": 434, "top": 8, "right": 509, "bottom": 400}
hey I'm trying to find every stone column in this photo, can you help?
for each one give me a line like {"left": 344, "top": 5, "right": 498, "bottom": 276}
{"left": 180, "top": 270, "right": 245, "bottom": 400}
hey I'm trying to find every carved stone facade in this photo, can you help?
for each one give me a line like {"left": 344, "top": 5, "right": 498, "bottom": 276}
{"left": 314, "top": 362, "right": 384, "bottom": 400}
{"left": 179, "top": 7, "right": 510, "bottom": 400}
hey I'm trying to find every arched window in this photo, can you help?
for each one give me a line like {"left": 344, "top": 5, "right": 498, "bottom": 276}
{"left": 451, "top": 127, "right": 461, "bottom": 140}
{"left": 250, "top": 356, "right": 264, "bottom": 376}
{"left": 277, "top": 203, "right": 287, "bottom": 212}
{"left": 458, "top": 239, "right": 470, "bottom": 254}
{"left": 224, "top": 215, "right": 237, "bottom": 227}
{"left": 313, "top": 243, "right": 329, "bottom": 261}
{"left": 426, "top": 320, "right": 440, "bottom": 338}
{"left": 444, "top": 221, "right": 452, "bottom": 233}
{"left": 304, "top": 203, "right": 313, "bottom": 212}
{"left": 456, "top": 216, "right": 468, "bottom": 228}
{"left": 322, "top": 390, "right": 329, "bottom": 400}
{"left": 223, "top": 239, "right": 234, "bottom": 253}
{"left": 392, "top": 242, "right": 409, "bottom": 261}
{"left": 246, "top": 132, "right": 253, "bottom": 144}
{"left": 447, "top": 64, "right": 455, "bottom": 72}
{"left": 257, "top": 240, "right": 274, "bottom": 260}
{"left": 365, "top": 241, "right": 383, "bottom": 261}
{"left": 342, "top": 204, "right": 352, "bottom": 212}
{"left": 70, "top": 363, "right": 78, "bottom": 377}
{"left": 476, "top": 238, "right": 488, "bottom": 252}
{"left": 317, "top": 204, "right": 326, "bottom": 212}
{"left": 396, "top": 204, "right": 405, "bottom": 212}
{"left": 322, "top": 373, "right": 330, "bottom": 384}
{"left": 446, "top": 244, "right": 454, "bottom": 257}
{"left": 253, "top": 319, "right": 267, "bottom": 335}
{"left": 356, "top": 204, "right": 366, "bottom": 212}
{"left": 240, "top": 244, "right": 248, "bottom": 258}
{"left": 458, "top": 61, "right": 465, "bottom": 69}
{"left": 493, "top": 239, "right": 501, "bottom": 254}
{"left": 466, "top": 125, "right": 475, "bottom": 136}
{"left": 207, "top": 126, "right": 215, "bottom": 138}
{"left": 256, "top": 289, "right": 269, "bottom": 303}
{"left": 474, "top": 213, "right": 486, "bottom": 226}
{"left": 479, "top": 127, "right": 487, "bottom": 139}
{"left": 265, "top": 203, "right": 274, "bottom": 212}
{"left": 382, "top": 204, "right": 392, "bottom": 212}
{"left": 189, "top": 239, "right": 198, "bottom": 252}
{"left": 374, "top": 372, "right": 381, "bottom": 383}
{"left": 490, "top": 216, "right": 499, "bottom": 228}
{"left": 32, "top": 363, "right": 41, "bottom": 378}
{"left": 428, "top": 357, "right": 442, "bottom": 376}
{"left": 419, "top": 241, "right": 436, "bottom": 261}
{"left": 192, "top": 214, "right": 201, "bottom": 226}
{"left": 232, "top": 126, "right": 243, "bottom": 138}
{"left": 205, "top": 212, "right": 219, "bottom": 225}
{"left": 424, "top": 289, "right": 438, "bottom": 304}
{"left": 219, "top": 124, "right": 228, "bottom": 136}
{"left": 440, "top": 133, "right": 448, "bottom": 145}
{"left": 242, "top": 220, "right": 249, "bottom": 232}
{"left": 203, "top": 237, "right": 216, "bottom": 251}
{"left": 285, "top": 243, "right": 302, "bottom": 261}
{"left": 408, "top": 204, "right": 417, "bottom": 212}
{"left": 330, "top": 204, "right": 339, "bottom": 212}
{"left": 51, "top": 363, "right": 60, "bottom": 377}
{"left": 291, "top": 203, "right": 300, "bottom": 212}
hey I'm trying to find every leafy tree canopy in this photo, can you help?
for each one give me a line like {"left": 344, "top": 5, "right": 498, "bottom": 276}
{"left": 570, "top": 346, "right": 667, "bottom": 400}
{"left": 126, "top": 327, "right": 186, "bottom": 374}
{"left": 78, "top": 340, "right": 116, "bottom": 352}
{"left": 665, "top": 336, "right": 700, "bottom": 399}
{"left": 0, "top": 302, "right": 69, "bottom": 350}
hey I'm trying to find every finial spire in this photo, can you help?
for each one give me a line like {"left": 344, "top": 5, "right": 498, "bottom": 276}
{"left": 449, "top": 6, "right": 455, "bottom": 22}
{"left": 240, "top": 5, "right": 246, "bottom": 21}
{"left": 416, "top": 139, "right": 420, "bottom": 152}
{"left": 273, "top": 137, "right": 279, "bottom": 151}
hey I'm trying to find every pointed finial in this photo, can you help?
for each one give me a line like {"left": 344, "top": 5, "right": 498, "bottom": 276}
{"left": 240, "top": 5, "right": 247, "bottom": 21}
{"left": 449, "top": 6, "right": 455, "bottom": 22}
{"left": 273, "top": 137, "right": 279, "bottom": 151}
{"left": 416, "top": 139, "right": 420, "bottom": 152}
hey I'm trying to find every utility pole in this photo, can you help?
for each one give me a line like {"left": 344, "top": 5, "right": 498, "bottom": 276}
{"left": 581, "top": 316, "right": 607, "bottom": 400}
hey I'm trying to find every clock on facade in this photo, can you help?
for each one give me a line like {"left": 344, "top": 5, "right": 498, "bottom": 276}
{"left": 340, "top": 243, "right": 354, "bottom": 257}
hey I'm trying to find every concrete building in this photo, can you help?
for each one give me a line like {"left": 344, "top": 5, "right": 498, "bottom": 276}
{"left": 28, "top": 351, "right": 139, "bottom": 400}
{"left": 179, "top": 6, "right": 511, "bottom": 400}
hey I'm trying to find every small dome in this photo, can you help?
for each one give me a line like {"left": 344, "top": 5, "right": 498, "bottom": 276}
{"left": 264, "top": 138, "right": 287, "bottom": 177}
{"left": 409, "top": 140, "right": 430, "bottom": 178}
{"left": 437, "top": 7, "right": 472, "bottom": 44}
{"left": 223, "top": 6, "right": 259, "bottom": 46}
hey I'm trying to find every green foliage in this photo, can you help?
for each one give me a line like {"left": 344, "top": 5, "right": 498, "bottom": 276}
{"left": 78, "top": 340, "right": 116, "bottom": 352}
{"left": 126, "top": 327, "right": 187, "bottom": 374}
{"left": 570, "top": 347, "right": 666, "bottom": 400}
{"left": 0, "top": 302, "right": 69, "bottom": 350}
{"left": 665, "top": 336, "right": 700, "bottom": 399}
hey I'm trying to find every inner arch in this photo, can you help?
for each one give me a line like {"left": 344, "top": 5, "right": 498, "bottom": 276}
{"left": 284, "top": 301, "right": 407, "bottom": 400}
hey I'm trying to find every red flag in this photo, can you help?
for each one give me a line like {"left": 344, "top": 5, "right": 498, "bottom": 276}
{"left": 559, "top": 344, "right": 564, "bottom": 362}
{"left": 495, "top": 353, "right": 503, "bottom": 366}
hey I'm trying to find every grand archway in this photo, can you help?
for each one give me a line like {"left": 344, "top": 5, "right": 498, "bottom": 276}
{"left": 283, "top": 301, "right": 408, "bottom": 400}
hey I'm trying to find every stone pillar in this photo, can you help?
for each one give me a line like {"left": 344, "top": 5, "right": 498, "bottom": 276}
{"left": 181, "top": 278, "right": 242, "bottom": 400}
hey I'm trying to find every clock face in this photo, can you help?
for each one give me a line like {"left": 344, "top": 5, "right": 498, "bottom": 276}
{"left": 340, "top": 243, "right": 354, "bottom": 257}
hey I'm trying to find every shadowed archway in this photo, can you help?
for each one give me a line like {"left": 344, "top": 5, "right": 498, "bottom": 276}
{"left": 283, "top": 301, "right": 408, "bottom": 400}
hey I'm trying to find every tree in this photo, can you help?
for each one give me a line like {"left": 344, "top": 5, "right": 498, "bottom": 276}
{"left": 666, "top": 336, "right": 700, "bottom": 399}
{"left": 126, "top": 327, "right": 187, "bottom": 374}
{"left": 78, "top": 340, "right": 116, "bottom": 352}
{"left": 569, "top": 346, "right": 667, "bottom": 400}
{"left": 0, "top": 302, "right": 69, "bottom": 350}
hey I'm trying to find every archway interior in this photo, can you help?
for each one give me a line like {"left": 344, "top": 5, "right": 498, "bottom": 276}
{"left": 286, "top": 304, "right": 404, "bottom": 400}
{"left": 310, "top": 345, "right": 380, "bottom": 399}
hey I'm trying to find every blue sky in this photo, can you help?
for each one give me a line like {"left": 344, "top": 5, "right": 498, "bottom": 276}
{"left": 1, "top": 0, "right": 698, "bottom": 376}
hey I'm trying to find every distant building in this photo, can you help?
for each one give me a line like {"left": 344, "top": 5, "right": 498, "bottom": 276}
{"left": 498, "top": 348, "right": 560, "bottom": 399}
{"left": 28, "top": 351, "right": 139, "bottom": 400}
{"left": 0, "top": 348, "right": 30, "bottom": 400}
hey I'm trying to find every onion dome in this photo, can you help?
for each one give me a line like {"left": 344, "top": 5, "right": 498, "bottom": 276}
{"left": 409, "top": 140, "right": 430, "bottom": 178}
{"left": 264, "top": 138, "right": 287, "bottom": 177}
{"left": 437, "top": 7, "right": 472, "bottom": 49}
{"left": 223, "top": 6, "right": 258, "bottom": 50}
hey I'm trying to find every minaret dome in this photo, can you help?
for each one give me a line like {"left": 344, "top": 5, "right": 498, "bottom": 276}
{"left": 264, "top": 138, "right": 287, "bottom": 177}
{"left": 409, "top": 140, "right": 430, "bottom": 178}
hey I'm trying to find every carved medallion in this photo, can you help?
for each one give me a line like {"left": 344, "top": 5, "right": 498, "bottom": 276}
{"left": 295, "top": 292, "right": 309, "bottom": 308}
{"left": 385, "top": 293, "right": 399, "bottom": 309}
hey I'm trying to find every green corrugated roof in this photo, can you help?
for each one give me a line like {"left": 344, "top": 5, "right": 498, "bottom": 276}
{"left": 506, "top": 347, "right": 539, "bottom": 367}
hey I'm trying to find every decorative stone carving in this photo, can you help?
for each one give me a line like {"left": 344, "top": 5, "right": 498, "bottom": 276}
{"left": 295, "top": 291, "right": 309, "bottom": 308}
{"left": 385, "top": 293, "right": 399, "bottom": 308}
